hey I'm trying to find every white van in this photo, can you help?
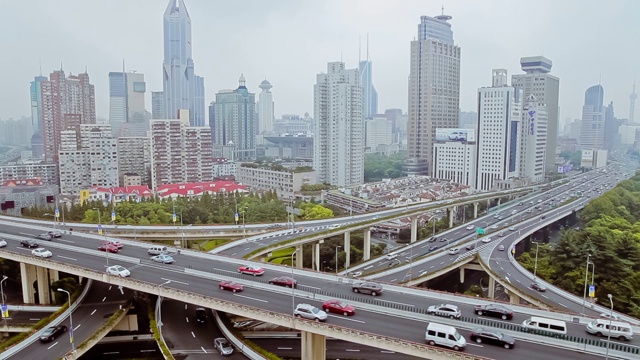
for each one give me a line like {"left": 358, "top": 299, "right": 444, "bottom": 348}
{"left": 586, "top": 319, "right": 633, "bottom": 341}
{"left": 425, "top": 322, "right": 466, "bottom": 351}
{"left": 148, "top": 245, "right": 168, "bottom": 255}
{"left": 521, "top": 316, "right": 567, "bottom": 336}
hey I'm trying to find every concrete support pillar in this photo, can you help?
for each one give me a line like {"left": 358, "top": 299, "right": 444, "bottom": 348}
{"left": 410, "top": 216, "right": 418, "bottom": 243}
{"left": 20, "top": 263, "right": 37, "bottom": 304}
{"left": 363, "top": 229, "right": 371, "bottom": 261}
{"left": 301, "top": 330, "right": 326, "bottom": 360}
{"left": 343, "top": 232, "right": 351, "bottom": 269}
{"left": 313, "top": 242, "right": 320, "bottom": 271}
{"left": 48, "top": 269, "right": 59, "bottom": 304}
{"left": 473, "top": 202, "right": 479, "bottom": 218}
{"left": 448, "top": 207, "right": 455, "bottom": 228}
{"left": 459, "top": 267, "right": 465, "bottom": 283}
{"left": 497, "top": 198, "right": 502, "bottom": 206}
{"left": 295, "top": 245, "right": 304, "bottom": 268}
{"left": 488, "top": 277, "right": 496, "bottom": 299}
{"left": 509, "top": 290, "right": 520, "bottom": 305}
{"left": 36, "top": 266, "right": 52, "bottom": 305}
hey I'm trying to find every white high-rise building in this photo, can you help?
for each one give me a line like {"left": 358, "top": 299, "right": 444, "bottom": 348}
{"left": 511, "top": 56, "right": 559, "bottom": 173}
{"left": 579, "top": 85, "right": 605, "bottom": 149}
{"left": 257, "top": 80, "right": 274, "bottom": 134}
{"left": 519, "top": 94, "right": 547, "bottom": 183}
{"left": 365, "top": 117, "right": 392, "bottom": 152}
{"left": 313, "top": 61, "right": 364, "bottom": 187}
{"left": 433, "top": 129, "right": 477, "bottom": 188}
{"left": 475, "top": 69, "right": 522, "bottom": 191}
{"left": 406, "top": 14, "right": 461, "bottom": 175}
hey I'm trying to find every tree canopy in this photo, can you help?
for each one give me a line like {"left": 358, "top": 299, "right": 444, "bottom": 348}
{"left": 364, "top": 152, "right": 406, "bottom": 182}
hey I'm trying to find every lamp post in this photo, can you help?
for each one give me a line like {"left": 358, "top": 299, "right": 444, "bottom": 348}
{"left": 605, "top": 294, "right": 613, "bottom": 360}
{"left": 93, "top": 208, "right": 102, "bottom": 235}
{"left": 157, "top": 280, "right": 171, "bottom": 328}
{"left": 532, "top": 242, "right": 540, "bottom": 280}
{"left": 581, "top": 254, "right": 591, "bottom": 314}
{"left": 290, "top": 249, "right": 298, "bottom": 316}
{"left": 432, "top": 216, "right": 437, "bottom": 238}
{"left": 57, "top": 288, "right": 74, "bottom": 353}
{"left": 1, "top": 276, "right": 7, "bottom": 326}
{"left": 44, "top": 213, "right": 56, "bottom": 229}
{"left": 335, "top": 246, "right": 341, "bottom": 275}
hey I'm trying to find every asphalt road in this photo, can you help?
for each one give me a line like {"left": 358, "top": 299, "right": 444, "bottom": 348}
{"left": 5, "top": 281, "right": 132, "bottom": 360}
{"left": 80, "top": 340, "right": 161, "bottom": 359}
{"left": 2, "top": 309, "right": 51, "bottom": 326}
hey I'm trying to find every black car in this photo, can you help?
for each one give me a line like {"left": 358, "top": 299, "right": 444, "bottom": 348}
{"left": 428, "top": 236, "right": 437, "bottom": 243}
{"left": 195, "top": 308, "right": 208, "bottom": 324}
{"left": 20, "top": 239, "right": 39, "bottom": 248}
{"left": 39, "top": 324, "right": 67, "bottom": 342}
{"left": 470, "top": 328, "right": 515, "bottom": 349}
{"left": 351, "top": 282, "right": 383, "bottom": 296}
{"left": 428, "top": 244, "right": 442, "bottom": 252}
{"left": 531, "top": 282, "right": 547, "bottom": 292}
{"left": 47, "top": 231, "right": 63, "bottom": 238}
{"left": 35, "top": 234, "right": 53, "bottom": 241}
{"left": 474, "top": 304, "right": 514, "bottom": 320}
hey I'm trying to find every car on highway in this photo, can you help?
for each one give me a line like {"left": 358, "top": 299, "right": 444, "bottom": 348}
{"left": 219, "top": 280, "right": 244, "bottom": 292}
{"left": 428, "top": 244, "right": 442, "bottom": 252}
{"left": 352, "top": 282, "right": 383, "bottom": 296}
{"left": 294, "top": 303, "right": 327, "bottom": 322}
{"left": 150, "top": 254, "right": 175, "bottom": 264}
{"left": 531, "top": 282, "right": 547, "bottom": 292}
{"left": 498, "top": 231, "right": 506, "bottom": 237}
{"left": 0, "top": 238, "right": 6, "bottom": 248}
{"left": 214, "top": 337, "right": 234, "bottom": 356}
{"left": 439, "top": 237, "right": 448, "bottom": 242}
{"left": 509, "top": 226, "right": 516, "bottom": 231}
{"left": 448, "top": 248, "right": 460, "bottom": 255}
{"left": 465, "top": 243, "right": 476, "bottom": 250}
{"left": 599, "top": 312, "right": 621, "bottom": 321}
{"left": 428, "top": 236, "right": 437, "bottom": 242}
{"left": 106, "top": 265, "right": 130, "bottom": 277}
{"left": 34, "top": 233, "right": 52, "bottom": 241}
{"left": 39, "top": 324, "right": 67, "bottom": 342}
{"left": 196, "top": 308, "right": 208, "bottom": 324}
{"left": 322, "top": 299, "right": 355, "bottom": 316}
{"left": 490, "top": 224, "right": 498, "bottom": 229}
{"left": 268, "top": 276, "right": 297, "bottom": 288}
{"left": 20, "top": 239, "right": 39, "bottom": 248}
{"left": 469, "top": 328, "right": 515, "bottom": 349}
{"left": 427, "top": 304, "right": 461, "bottom": 319}
{"left": 106, "top": 240, "right": 124, "bottom": 249}
{"left": 466, "top": 225, "right": 474, "bottom": 230}
{"left": 47, "top": 231, "right": 63, "bottom": 238}
{"left": 481, "top": 237, "right": 493, "bottom": 243}
{"left": 98, "top": 243, "right": 119, "bottom": 253}
{"left": 238, "top": 265, "right": 265, "bottom": 276}
{"left": 474, "top": 304, "right": 514, "bottom": 320}
{"left": 32, "top": 248, "right": 52, "bottom": 258}
{"left": 384, "top": 253, "right": 398, "bottom": 261}
{"left": 498, "top": 245, "right": 505, "bottom": 251}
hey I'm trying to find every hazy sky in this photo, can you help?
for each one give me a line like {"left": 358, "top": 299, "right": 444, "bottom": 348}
{"left": 1, "top": 0, "right": 639, "bottom": 127}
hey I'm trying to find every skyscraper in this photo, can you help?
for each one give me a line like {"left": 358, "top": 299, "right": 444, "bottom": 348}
{"left": 406, "top": 14, "right": 461, "bottom": 175}
{"left": 162, "top": 0, "right": 205, "bottom": 126}
{"left": 109, "top": 71, "right": 147, "bottom": 137}
{"left": 476, "top": 69, "right": 522, "bottom": 191}
{"left": 151, "top": 91, "right": 165, "bottom": 119}
{"left": 257, "top": 79, "right": 274, "bottom": 134}
{"left": 519, "top": 94, "right": 547, "bottom": 183}
{"left": 108, "top": 72, "right": 127, "bottom": 136}
{"left": 213, "top": 75, "right": 257, "bottom": 159}
{"left": 511, "top": 56, "right": 559, "bottom": 173}
{"left": 578, "top": 85, "right": 605, "bottom": 149}
{"left": 30, "top": 75, "right": 47, "bottom": 135}
{"left": 313, "top": 61, "right": 364, "bottom": 187}
{"left": 630, "top": 79, "right": 637, "bottom": 122}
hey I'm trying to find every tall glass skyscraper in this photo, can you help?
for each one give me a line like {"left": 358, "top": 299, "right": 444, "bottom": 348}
{"left": 162, "top": 0, "right": 205, "bottom": 126}
{"left": 359, "top": 60, "right": 378, "bottom": 118}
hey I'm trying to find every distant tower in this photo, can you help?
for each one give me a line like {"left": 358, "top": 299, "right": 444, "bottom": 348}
{"left": 258, "top": 79, "right": 274, "bottom": 134}
{"left": 630, "top": 79, "right": 637, "bottom": 122}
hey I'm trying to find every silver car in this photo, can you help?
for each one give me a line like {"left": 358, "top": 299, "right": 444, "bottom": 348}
{"left": 214, "top": 337, "right": 233, "bottom": 356}
{"left": 427, "top": 304, "right": 462, "bottom": 319}
{"left": 294, "top": 303, "right": 328, "bottom": 322}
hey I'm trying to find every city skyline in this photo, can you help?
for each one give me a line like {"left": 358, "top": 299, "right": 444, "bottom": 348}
{"left": 1, "top": 0, "right": 638, "bottom": 126}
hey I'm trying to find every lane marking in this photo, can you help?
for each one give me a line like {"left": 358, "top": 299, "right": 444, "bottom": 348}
{"left": 541, "top": 294, "right": 549, "bottom": 299}
{"left": 160, "top": 277, "right": 189, "bottom": 286}
{"left": 244, "top": 248, "right": 250, "bottom": 251}
{"left": 140, "top": 349, "right": 155, "bottom": 352}
{"left": 327, "top": 314, "right": 365, "bottom": 323}
{"left": 346, "top": 349, "right": 360, "bottom": 352}
{"left": 184, "top": 304, "right": 187, "bottom": 310}
{"left": 109, "top": 286, "right": 112, "bottom": 291}
{"left": 231, "top": 253, "right": 237, "bottom": 256}
{"left": 381, "top": 350, "right": 396, "bottom": 354}
{"left": 364, "top": 265, "right": 373, "bottom": 270}
{"left": 103, "top": 352, "right": 119, "bottom": 355}
{"left": 558, "top": 303, "right": 568, "bottom": 308}
{"left": 186, "top": 317, "right": 189, "bottom": 323}
{"left": 58, "top": 239, "right": 75, "bottom": 244}
{"left": 47, "top": 342, "right": 59, "bottom": 349}
{"left": 74, "top": 324, "right": 81, "bottom": 331}
{"left": 29, "top": 318, "right": 40, "bottom": 321}
{"left": 90, "top": 309, "right": 97, "bottom": 316}
{"left": 191, "top": 331, "right": 196, "bottom": 338}
{"left": 102, "top": 297, "right": 107, "bottom": 302}
{"left": 234, "top": 294, "right": 268, "bottom": 303}
{"left": 390, "top": 278, "right": 397, "bottom": 282}
{"left": 201, "top": 346, "right": 207, "bottom": 353}
{"left": 278, "top": 347, "right": 292, "bottom": 350}
{"left": 57, "top": 256, "right": 77, "bottom": 261}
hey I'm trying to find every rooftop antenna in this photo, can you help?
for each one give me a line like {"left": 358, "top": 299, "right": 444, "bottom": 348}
{"left": 358, "top": 35, "right": 361, "bottom": 64}
{"left": 442, "top": 5, "right": 444, "bottom": 15}
{"left": 366, "top": 33, "right": 370, "bottom": 61}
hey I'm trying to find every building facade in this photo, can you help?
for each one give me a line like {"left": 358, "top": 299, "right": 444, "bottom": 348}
{"left": 162, "top": 0, "right": 205, "bottom": 126}
{"left": 364, "top": 117, "right": 392, "bottom": 152}
{"left": 257, "top": 80, "right": 274, "bottom": 134}
{"left": 511, "top": 56, "right": 559, "bottom": 173}
{"left": 519, "top": 94, "right": 548, "bottom": 183}
{"left": 313, "top": 62, "right": 364, "bottom": 187}
{"left": 432, "top": 130, "right": 477, "bottom": 188}
{"left": 359, "top": 59, "right": 378, "bottom": 118}
{"left": 117, "top": 137, "right": 151, "bottom": 186}
{"left": 151, "top": 91, "right": 165, "bottom": 119}
{"left": 475, "top": 70, "right": 522, "bottom": 191}
{"left": 579, "top": 85, "right": 605, "bottom": 150}
{"left": 0, "top": 161, "right": 58, "bottom": 186}
{"left": 406, "top": 14, "right": 461, "bottom": 175}
{"left": 29, "top": 75, "right": 48, "bottom": 137}
{"left": 236, "top": 164, "right": 316, "bottom": 199}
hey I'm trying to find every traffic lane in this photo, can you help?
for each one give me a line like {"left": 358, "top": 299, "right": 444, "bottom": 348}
{"left": 80, "top": 340, "right": 160, "bottom": 360}
{"left": 2, "top": 310, "right": 50, "bottom": 325}
{"left": 7, "top": 281, "right": 132, "bottom": 360}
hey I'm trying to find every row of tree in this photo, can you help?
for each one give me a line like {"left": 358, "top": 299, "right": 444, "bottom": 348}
{"left": 518, "top": 173, "right": 640, "bottom": 317}
{"left": 364, "top": 152, "right": 406, "bottom": 182}
{"left": 23, "top": 191, "right": 334, "bottom": 225}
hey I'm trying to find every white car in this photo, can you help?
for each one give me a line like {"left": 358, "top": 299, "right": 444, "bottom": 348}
{"left": 481, "top": 237, "right": 493, "bottom": 243}
{"left": 32, "top": 248, "right": 53, "bottom": 258}
{"left": 509, "top": 226, "right": 516, "bottom": 231}
{"left": 384, "top": 253, "right": 397, "bottom": 261}
{"left": 490, "top": 224, "right": 498, "bottom": 229}
{"left": 466, "top": 225, "right": 475, "bottom": 230}
{"left": 106, "top": 265, "right": 131, "bottom": 277}
{"left": 0, "top": 238, "right": 7, "bottom": 248}
{"left": 448, "top": 248, "right": 460, "bottom": 255}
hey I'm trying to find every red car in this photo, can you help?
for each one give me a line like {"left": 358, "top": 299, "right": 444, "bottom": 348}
{"left": 238, "top": 265, "right": 265, "bottom": 276}
{"left": 219, "top": 280, "right": 244, "bottom": 293}
{"left": 268, "top": 276, "right": 297, "bottom": 288}
{"left": 322, "top": 299, "right": 355, "bottom": 316}
{"left": 104, "top": 241, "right": 124, "bottom": 249}
{"left": 98, "top": 243, "right": 119, "bottom": 253}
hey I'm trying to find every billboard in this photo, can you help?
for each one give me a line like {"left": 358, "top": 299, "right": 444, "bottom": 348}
{"left": 435, "top": 128, "right": 476, "bottom": 143}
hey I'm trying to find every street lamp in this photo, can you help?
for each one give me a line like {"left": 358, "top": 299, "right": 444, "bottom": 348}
{"left": 290, "top": 249, "right": 298, "bottom": 316}
{"left": 605, "top": 294, "right": 613, "bottom": 360}
{"left": 57, "top": 288, "right": 74, "bottom": 353}
{"left": 335, "top": 246, "right": 341, "bottom": 275}
{"left": 582, "top": 254, "right": 592, "bottom": 314}
{"left": 44, "top": 213, "right": 56, "bottom": 229}
{"left": 242, "top": 207, "right": 248, "bottom": 240}
{"left": 157, "top": 280, "right": 171, "bottom": 328}
{"left": 532, "top": 242, "right": 541, "bottom": 280}
{"left": 1, "top": 276, "right": 8, "bottom": 326}
{"left": 92, "top": 208, "right": 102, "bottom": 235}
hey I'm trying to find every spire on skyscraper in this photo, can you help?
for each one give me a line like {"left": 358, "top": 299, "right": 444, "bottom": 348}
{"left": 630, "top": 77, "right": 637, "bottom": 122}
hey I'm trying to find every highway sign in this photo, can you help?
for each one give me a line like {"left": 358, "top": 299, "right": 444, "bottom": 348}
{"left": 1, "top": 304, "right": 8, "bottom": 318}
{"left": 476, "top": 228, "right": 485, "bottom": 235}
{"left": 589, "top": 284, "right": 595, "bottom": 298}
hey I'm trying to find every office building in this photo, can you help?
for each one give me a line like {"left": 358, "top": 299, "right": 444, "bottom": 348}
{"left": 475, "top": 69, "right": 522, "bottom": 191}
{"left": 162, "top": 0, "right": 205, "bottom": 126}
{"left": 273, "top": 114, "right": 313, "bottom": 135}
{"left": 384, "top": 108, "right": 402, "bottom": 133}
{"left": 151, "top": 91, "right": 165, "bottom": 119}
{"left": 519, "top": 94, "right": 548, "bottom": 183}
{"left": 118, "top": 137, "right": 151, "bottom": 187}
{"left": 359, "top": 57, "right": 378, "bottom": 118}
{"left": 406, "top": 14, "right": 461, "bottom": 175}
{"left": 257, "top": 79, "right": 274, "bottom": 134}
{"left": 432, "top": 129, "right": 476, "bottom": 188}
{"left": 58, "top": 124, "right": 118, "bottom": 195}
{"left": 262, "top": 135, "right": 313, "bottom": 159}
{"left": 313, "top": 61, "right": 364, "bottom": 187}
{"left": 29, "top": 75, "right": 48, "bottom": 137}
{"left": 511, "top": 56, "right": 559, "bottom": 173}
{"left": 236, "top": 163, "right": 316, "bottom": 199}
{"left": 37, "top": 70, "right": 96, "bottom": 163}
{"left": 212, "top": 75, "right": 257, "bottom": 159}
{"left": 0, "top": 161, "right": 58, "bottom": 186}
{"left": 109, "top": 71, "right": 147, "bottom": 137}
{"left": 459, "top": 111, "right": 478, "bottom": 130}
{"left": 578, "top": 85, "right": 605, "bottom": 149}
{"left": 150, "top": 109, "right": 213, "bottom": 189}
{"left": 604, "top": 101, "right": 623, "bottom": 150}
{"left": 365, "top": 117, "right": 392, "bottom": 152}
